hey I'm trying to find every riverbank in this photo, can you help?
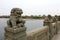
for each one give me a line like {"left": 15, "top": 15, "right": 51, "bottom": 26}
{"left": 0, "top": 16, "right": 43, "bottom": 19}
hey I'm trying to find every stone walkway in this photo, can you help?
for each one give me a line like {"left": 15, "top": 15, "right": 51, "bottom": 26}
{"left": 52, "top": 31, "right": 60, "bottom": 40}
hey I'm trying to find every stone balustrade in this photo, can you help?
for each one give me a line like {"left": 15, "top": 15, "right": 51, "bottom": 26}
{"left": 4, "top": 20, "right": 59, "bottom": 40}
{"left": 26, "top": 22, "right": 59, "bottom": 40}
{"left": 27, "top": 26, "right": 49, "bottom": 40}
{"left": 56, "top": 21, "right": 60, "bottom": 32}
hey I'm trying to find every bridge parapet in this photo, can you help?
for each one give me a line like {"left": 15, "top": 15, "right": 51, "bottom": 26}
{"left": 27, "top": 26, "right": 49, "bottom": 40}
{"left": 43, "top": 16, "right": 59, "bottom": 40}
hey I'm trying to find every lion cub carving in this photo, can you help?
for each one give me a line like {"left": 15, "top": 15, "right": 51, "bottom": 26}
{"left": 7, "top": 8, "right": 25, "bottom": 28}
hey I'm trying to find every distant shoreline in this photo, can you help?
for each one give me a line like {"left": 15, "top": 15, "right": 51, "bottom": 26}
{"left": 0, "top": 17, "right": 42, "bottom": 20}
{"left": 0, "top": 16, "right": 43, "bottom": 19}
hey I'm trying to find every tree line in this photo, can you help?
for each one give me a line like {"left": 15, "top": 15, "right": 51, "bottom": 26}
{"left": 0, "top": 15, "right": 60, "bottom": 20}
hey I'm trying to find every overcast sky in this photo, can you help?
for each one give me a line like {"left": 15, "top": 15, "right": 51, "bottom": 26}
{"left": 0, "top": 0, "right": 60, "bottom": 16}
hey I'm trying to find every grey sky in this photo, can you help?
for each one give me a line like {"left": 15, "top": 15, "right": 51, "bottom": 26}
{"left": 0, "top": 0, "right": 60, "bottom": 16}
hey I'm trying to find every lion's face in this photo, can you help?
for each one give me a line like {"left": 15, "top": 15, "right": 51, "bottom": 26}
{"left": 11, "top": 8, "right": 23, "bottom": 16}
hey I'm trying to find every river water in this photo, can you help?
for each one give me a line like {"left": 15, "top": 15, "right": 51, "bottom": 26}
{"left": 0, "top": 18, "right": 44, "bottom": 40}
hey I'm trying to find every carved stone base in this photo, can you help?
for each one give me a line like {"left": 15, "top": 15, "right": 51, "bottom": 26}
{"left": 4, "top": 27, "right": 26, "bottom": 40}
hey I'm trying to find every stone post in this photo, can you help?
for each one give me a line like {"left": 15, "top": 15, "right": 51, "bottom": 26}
{"left": 44, "top": 16, "right": 53, "bottom": 40}
{"left": 4, "top": 8, "right": 27, "bottom": 40}
{"left": 44, "top": 20, "right": 52, "bottom": 40}
{"left": 53, "top": 15, "right": 58, "bottom": 34}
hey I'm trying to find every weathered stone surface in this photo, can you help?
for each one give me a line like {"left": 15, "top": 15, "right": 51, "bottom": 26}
{"left": 5, "top": 27, "right": 26, "bottom": 40}
{"left": 43, "top": 16, "right": 58, "bottom": 40}
{"left": 4, "top": 8, "right": 26, "bottom": 40}
{"left": 52, "top": 33, "right": 60, "bottom": 40}
{"left": 27, "top": 26, "right": 49, "bottom": 40}
{"left": 7, "top": 8, "right": 25, "bottom": 28}
{"left": 5, "top": 27, "right": 26, "bottom": 33}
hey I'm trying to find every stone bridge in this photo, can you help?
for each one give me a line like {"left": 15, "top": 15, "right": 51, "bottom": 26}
{"left": 27, "top": 20, "right": 60, "bottom": 40}
{"left": 4, "top": 8, "right": 60, "bottom": 40}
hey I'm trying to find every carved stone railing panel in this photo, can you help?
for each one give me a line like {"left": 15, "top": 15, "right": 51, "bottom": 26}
{"left": 27, "top": 26, "right": 49, "bottom": 40}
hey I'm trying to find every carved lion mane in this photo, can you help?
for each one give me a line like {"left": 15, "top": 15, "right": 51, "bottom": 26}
{"left": 7, "top": 8, "right": 25, "bottom": 28}
{"left": 10, "top": 8, "right": 23, "bottom": 16}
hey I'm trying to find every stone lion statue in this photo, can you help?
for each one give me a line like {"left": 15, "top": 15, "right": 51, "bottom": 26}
{"left": 7, "top": 8, "right": 25, "bottom": 28}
